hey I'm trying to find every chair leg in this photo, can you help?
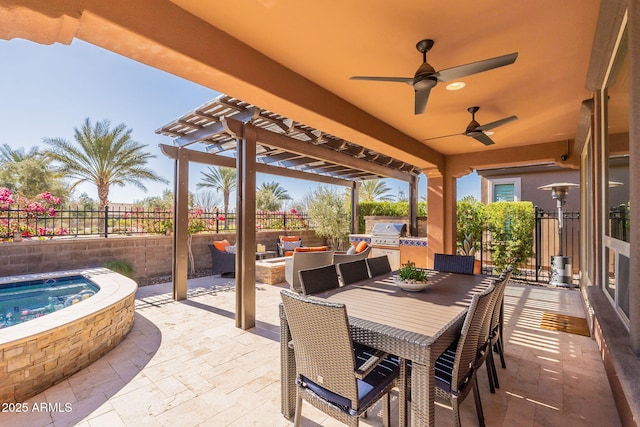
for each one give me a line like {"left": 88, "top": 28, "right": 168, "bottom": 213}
{"left": 382, "top": 393, "right": 390, "bottom": 427}
{"left": 293, "top": 394, "right": 303, "bottom": 427}
{"left": 488, "top": 348, "right": 500, "bottom": 390}
{"left": 472, "top": 376, "right": 486, "bottom": 427}
{"left": 485, "top": 350, "right": 496, "bottom": 393}
{"left": 497, "top": 336, "right": 507, "bottom": 369}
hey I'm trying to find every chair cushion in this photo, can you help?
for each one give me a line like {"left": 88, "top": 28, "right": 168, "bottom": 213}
{"left": 225, "top": 244, "right": 237, "bottom": 254}
{"left": 434, "top": 339, "right": 473, "bottom": 397}
{"left": 355, "top": 241, "right": 369, "bottom": 254}
{"left": 294, "top": 246, "right": 328, "bottom": 252}
{"left": 300, "top": 343, "right": 399, "bottom": 415}
{"left": 346, "top": 245, "right": 357, "bottom": 255}
{"left": 284, "top": 251, "right": 294, "bottom": 257}
{"left": 280, "top": 235, "right": 301, "bottom": 242}
{"left": 213, "top": 239, "right": 230, "bottom": 252}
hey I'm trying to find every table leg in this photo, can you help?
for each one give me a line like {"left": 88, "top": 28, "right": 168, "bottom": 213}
{"left": 280, "top": 310, "right": 296, "bottom": 419}
{"left": 411, "top": 360, "right": 434, "bottom": 427}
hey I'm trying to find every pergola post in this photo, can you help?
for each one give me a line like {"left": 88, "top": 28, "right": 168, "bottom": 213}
{"left": 409, "top": 175, "right": 419, "bottom": 236}
{"left": 236, "top": 125, "right": 257, "bottom": 330}
{"left": 172, "top": 147, "right": 189, "bottom": 300}
{"left": 351, "top": 181, "right": 360, "bottom": 234}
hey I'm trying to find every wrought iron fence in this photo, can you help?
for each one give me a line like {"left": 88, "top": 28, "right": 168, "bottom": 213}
{"left": 0, "top": 206, "right": 313, "bottom": 240}
{"left": 479, "top": 207, "right": 581, "bottom": 284}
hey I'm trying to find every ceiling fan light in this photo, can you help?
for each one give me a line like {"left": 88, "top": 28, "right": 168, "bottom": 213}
{"left": 484, "top": 131, "right": 494, "bottom": 136}
{"left": 446, "top": 81, "right": 465, "bottom": 91}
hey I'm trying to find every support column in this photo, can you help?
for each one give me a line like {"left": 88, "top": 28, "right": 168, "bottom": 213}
{"left": 424, "top": 167, "right": 457, "bottom": 268}
{"left": 409, "top": 176, "right": 419, "bottom": 237}
{"left": 351, "top": 181, "right": 360, "bottom": 234}
{"left": 236, "top": 125, "right": 257, "bottom": 330}
{"left": 172, "top": 147, "right": 189, "bottom": 300}
{"left": 628, "top": 0, "right": 640, "bottom": 354}
{"left": 593, "top": 90, "right": 608, "bottom": 293}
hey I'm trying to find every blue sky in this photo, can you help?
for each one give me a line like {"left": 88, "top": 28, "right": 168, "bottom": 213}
{"left": 0, "top": 38, "right": 480, "bottom": 206}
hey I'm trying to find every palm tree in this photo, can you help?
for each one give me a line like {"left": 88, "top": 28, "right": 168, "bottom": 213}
{"left": 197, "top": 166, "right": 236, "bottom": 214}
{"left": 43, "top": 118, "right": 167, "bottom": 207}
{"left": 0, "top": 143, "right": 39, "bottom": 163}
{"left": 359, "top": 179, "right": 394, "bottom": 202}
{"left": 256, "top": 181, "right": 292, "bottom": 211}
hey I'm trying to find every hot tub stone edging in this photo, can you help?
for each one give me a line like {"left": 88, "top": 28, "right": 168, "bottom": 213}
{"left": 0, "top": 268, "right": 137, "bottom": 403}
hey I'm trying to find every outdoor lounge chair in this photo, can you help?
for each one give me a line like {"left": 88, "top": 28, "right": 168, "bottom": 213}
{"left": 337, "top": 259, "right": 369, "bottom": 285}
{"left": 365, "top": 255, "right": 392, "bottom": 277}
{"left": 332, "top": 244, "right": 371, "bottom": 265}
{"left": 298, "top": 264, "right": 340, "bottom": 295}
{"left": 280, "top": 289, "right": 401, "bottom": 427}
{"left": 433, "top": 253, "right": 475, "bottom": 275}
{"left": 277, "top": 235, "right": 303, "bottom": 257}
{"left": 208, "top": 242, "right": 236, "bottom": 277}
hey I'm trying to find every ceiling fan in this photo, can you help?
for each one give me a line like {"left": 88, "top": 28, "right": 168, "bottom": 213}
{"left": 423, "top": 106, "right": 518, "bottom": 146}
{"left": 350, "top": 39, "right": 518, "bottom": 114}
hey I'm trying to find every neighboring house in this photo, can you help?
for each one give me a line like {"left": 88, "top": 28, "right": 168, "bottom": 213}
{"left": 478, "top": 159, "right": 629, "bottom": 211}
{"left": 478, "top": 157, "right": 630, "bottom": 273}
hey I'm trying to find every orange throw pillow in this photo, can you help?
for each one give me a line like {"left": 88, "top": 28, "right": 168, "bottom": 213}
{"left": 355, "top": 241, "right": 369, "bottom": 253}
{"left": 213, "top": 239, "right": 230, "bottom": 251}
{"left": 279, "top": 235, "right": 300, "bottom": 242}
{"left": 294, "top": 246, "right": 328, "bottom": 252}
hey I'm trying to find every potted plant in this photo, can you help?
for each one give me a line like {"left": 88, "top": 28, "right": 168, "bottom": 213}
{"left": 395, "top": 261, "right": 430, "bottom": 291}
{"left": 459, "top": 233, "right": 482, "bottom": 274}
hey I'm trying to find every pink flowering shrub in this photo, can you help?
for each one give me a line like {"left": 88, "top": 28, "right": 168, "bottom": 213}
{"left": 0, "top": 188, "right": 67, "bottom": 240}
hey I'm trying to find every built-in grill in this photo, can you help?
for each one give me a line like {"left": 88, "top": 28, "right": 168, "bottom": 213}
{"left": 370, "top": 223, "right": 407, "bottom": 247}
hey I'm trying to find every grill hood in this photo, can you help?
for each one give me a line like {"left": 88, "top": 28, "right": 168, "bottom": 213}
{"left": 371, "top": 223, "right": 407, "bottom": 237}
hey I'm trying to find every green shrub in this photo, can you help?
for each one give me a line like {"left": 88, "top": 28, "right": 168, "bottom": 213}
{"left": 485, "top": 201, "right": 535, "bottom": 273}
{"left": 104, "top": 260, "right": 135, "bottom": 279}
{"left": 357, "top": 201, "right": 426, "bottom": 233}
{"left": 456, "top": 196, "right": 485, "bottom": 255}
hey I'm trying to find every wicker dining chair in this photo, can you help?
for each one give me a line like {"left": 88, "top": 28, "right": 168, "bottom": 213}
{"left": 433, "top": 283, "right": 495, "bottom": 427}
{"left": 433, "top": 253, "right": 475, "bottom": 275}
{"left": 484, "top": 266, "right": 513, "bottom": 391}
{"left": 280, "top": 290, "right": 402, "bottom": 427}
{"left": 298, "top": 264, "right": 340, "bottom": 295}
{"left": 366, "top": 255, "right": 392, "bottom": 277}
{"left": 337, "top": 259, "right": 370, "bottom": 285}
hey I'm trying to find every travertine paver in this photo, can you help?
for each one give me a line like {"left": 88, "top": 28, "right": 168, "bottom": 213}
{"left": 0, "top": 276, "right": 621, "bottom": 426}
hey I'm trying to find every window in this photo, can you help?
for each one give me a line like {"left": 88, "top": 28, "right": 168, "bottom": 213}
{"left": 488, "top": 177, "right": 521, "bottom": 202}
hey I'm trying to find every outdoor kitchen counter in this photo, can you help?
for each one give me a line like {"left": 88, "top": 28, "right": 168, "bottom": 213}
{"left": 349, "top": 234, "right": 429, "bottom": 268}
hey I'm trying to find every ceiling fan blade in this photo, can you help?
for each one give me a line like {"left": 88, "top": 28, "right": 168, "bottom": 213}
{"left": 414, "top": 84, "right": 435, "bottom": 114}
{"left": 422, "top": 132, "right": 464, "bottom": 141}
{"left": 471, "top": 132, "right": 496, "bottom": 146}
{"left": 435, "top": 52, "right": 518, "bottom": 82}
{"left": 350, "top": 76, "right": 414, "bottom": 85}
{"left": 476, "top": 115, "right": 518, "bottom": 131}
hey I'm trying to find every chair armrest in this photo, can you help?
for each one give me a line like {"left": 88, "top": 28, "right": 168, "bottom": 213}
{"left": 354, "top": 348, "right": 390, "bottom": 380}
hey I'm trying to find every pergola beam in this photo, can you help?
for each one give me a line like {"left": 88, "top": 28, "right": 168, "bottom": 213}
{"left": 160, "top": 144, "right": 353, "bottom": 187}
{"left": 249, "top": 124, "right": 413, "bottom": 182}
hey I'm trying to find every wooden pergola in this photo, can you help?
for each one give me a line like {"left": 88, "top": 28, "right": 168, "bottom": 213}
{"left": 156, "top": 95, "right": 422, "bottom": 329}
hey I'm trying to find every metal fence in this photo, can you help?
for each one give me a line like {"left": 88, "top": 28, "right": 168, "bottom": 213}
{"left": 0, "top": 206, "right": 313, "bottom": 239}
{"left": 479, "top": 207, "right": 581, "bottom": 284}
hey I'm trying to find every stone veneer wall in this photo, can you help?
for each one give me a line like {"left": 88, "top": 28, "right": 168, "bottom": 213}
{"left": 0, "top": 293, "right": 135, "bottom": 403}
{"left": 0, "top": 230, "right": 324, "bottom": 280}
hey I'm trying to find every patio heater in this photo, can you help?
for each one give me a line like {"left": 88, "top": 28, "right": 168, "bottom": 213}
{"left": 538, "top": 182, "right": 579, "bottom": 287}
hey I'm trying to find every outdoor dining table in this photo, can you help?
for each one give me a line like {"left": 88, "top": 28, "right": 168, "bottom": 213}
{"left": 279, "top": 269, "right": 495, "bottom": 427}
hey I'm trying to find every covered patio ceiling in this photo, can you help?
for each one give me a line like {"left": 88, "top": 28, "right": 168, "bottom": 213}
{"left": 156, "top": 95, "right": 422, "bottom": 184}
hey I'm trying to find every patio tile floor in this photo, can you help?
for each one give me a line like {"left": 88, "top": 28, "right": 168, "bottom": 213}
{"left": 1, "top": 276, "right": 620, "bottom": 426}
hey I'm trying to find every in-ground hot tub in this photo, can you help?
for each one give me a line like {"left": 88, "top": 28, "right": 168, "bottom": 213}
{"left": 0, "top": 268, "right": 137, "bottom": 403}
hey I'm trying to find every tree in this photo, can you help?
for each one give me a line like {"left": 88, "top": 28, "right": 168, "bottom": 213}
{"left": 305, "top": 186, "right": 350, "bottom": 250}
{"left": 43, "top": 118, "right": 168, "bottom": 208}
{"left": 0, "top": 144, "right": 68, "bottom": 200}
{"left": 197, "top": 166, "right": 236, "bottom": 214}
{"left": 256, "top": 181, "right": 292, "bottom": 211}
{"left": 193, "top": 189, "right": 221, "bottom": 212}
{"left": 359, "top": 179, "right": 394, "bottom": 202}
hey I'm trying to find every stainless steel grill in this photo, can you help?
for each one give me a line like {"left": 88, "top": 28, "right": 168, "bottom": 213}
{"left": 370, "top": 223, "right": 407, "bottom": 247}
